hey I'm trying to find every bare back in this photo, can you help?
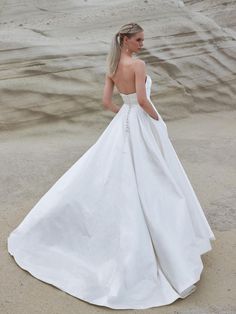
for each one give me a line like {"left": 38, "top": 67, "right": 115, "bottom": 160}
{"left": 110, "top": 58, "right": 146, "bottom": 95}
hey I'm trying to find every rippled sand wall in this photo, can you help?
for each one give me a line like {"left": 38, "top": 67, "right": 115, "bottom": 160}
{"left": 0, "top": 0, "right": 236, "bottom": 130}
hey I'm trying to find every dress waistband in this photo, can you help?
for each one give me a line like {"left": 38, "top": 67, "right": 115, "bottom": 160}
{"left": 120, "top": 93, "right": 139, "bottom": 105}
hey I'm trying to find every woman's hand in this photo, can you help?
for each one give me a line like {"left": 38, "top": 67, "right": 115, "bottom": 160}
{"left": 149, "top": 113, "right": 159, "bottom": 121}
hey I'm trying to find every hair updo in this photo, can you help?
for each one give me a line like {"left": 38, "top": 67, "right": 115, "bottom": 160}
{"left": 106, "top": 22, "right": 144, "bottom": 77}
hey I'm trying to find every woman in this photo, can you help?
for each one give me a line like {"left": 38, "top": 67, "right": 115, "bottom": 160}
{"left": 7, "top": 22, "right": 215, "bottom": 309}
{"left": 103, "top": 23, "right": 159, "bottom": 121}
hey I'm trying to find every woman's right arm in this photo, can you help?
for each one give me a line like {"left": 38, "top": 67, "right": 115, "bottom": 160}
{"left": 134, "top": 59, "right": 159, "bottom": 120}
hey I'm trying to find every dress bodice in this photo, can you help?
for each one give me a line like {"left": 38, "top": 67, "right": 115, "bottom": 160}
{"left": 119, "top": 74, "right": 152, "bottom": 105}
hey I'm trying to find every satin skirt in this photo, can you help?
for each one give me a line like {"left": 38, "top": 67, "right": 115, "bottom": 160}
{"left": 8, "top": 102, "right": 215, "bottom": 309}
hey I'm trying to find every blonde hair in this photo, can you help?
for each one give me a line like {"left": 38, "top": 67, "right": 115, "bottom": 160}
{"left": 106, "top": 22, "right": 144, "bottom": 78}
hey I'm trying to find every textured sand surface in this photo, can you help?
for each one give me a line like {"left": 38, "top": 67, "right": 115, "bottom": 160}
{"left": 1, "top": 0, "right": 236, "bottom": 313}
{"left": 0, "top": 0, "right": 236, "bottom": 130}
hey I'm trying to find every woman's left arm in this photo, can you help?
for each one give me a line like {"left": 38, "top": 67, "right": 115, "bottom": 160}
{"left": 102, "top": 74, "right": 120, "bottom": 113}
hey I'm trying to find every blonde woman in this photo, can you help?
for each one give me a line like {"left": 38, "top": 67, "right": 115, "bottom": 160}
{"left": 8, "top": 22, "right": 215, "bottom": 310}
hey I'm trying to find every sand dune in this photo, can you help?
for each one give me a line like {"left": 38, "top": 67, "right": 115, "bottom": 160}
{"left": 0, "top": 0, "right": 236, "bottom": 130}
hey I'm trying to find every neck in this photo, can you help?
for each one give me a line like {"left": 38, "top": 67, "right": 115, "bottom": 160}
{"left": 120, "top": 47, "right": 133, "bottom": 58}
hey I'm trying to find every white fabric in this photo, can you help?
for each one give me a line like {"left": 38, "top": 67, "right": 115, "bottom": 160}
{"left": 7, "top": 74, "right": 216, "bottom": 309}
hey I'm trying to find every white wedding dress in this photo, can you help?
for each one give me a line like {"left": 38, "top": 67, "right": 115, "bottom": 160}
{"left": 7, "top": 74, "right": 216, "bottom": 309}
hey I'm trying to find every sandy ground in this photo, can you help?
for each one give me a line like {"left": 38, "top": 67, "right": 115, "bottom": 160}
{"left": 1, "top": 109, "right": 235, "bottom": 314}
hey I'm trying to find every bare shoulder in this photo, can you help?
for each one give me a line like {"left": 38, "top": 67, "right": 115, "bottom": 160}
{"left": 105, "top": 72, "right": 114, "bottom": 84}
{"left": 133, "top": 58, "right": 146, "bottom": 66}
{"left": 105, "top": 72, "right": 113, "bottom": 80}
{"left": 133, "top": 59, "right": 146, "bottom": 73}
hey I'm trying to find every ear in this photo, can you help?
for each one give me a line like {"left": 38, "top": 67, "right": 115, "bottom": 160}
{"left": 123, "top": 35, "right": 128, "bottom": 44}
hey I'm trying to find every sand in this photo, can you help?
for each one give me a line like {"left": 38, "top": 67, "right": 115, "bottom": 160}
{"left": 1, "top": 0, "right": 236, "bottom": 313}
